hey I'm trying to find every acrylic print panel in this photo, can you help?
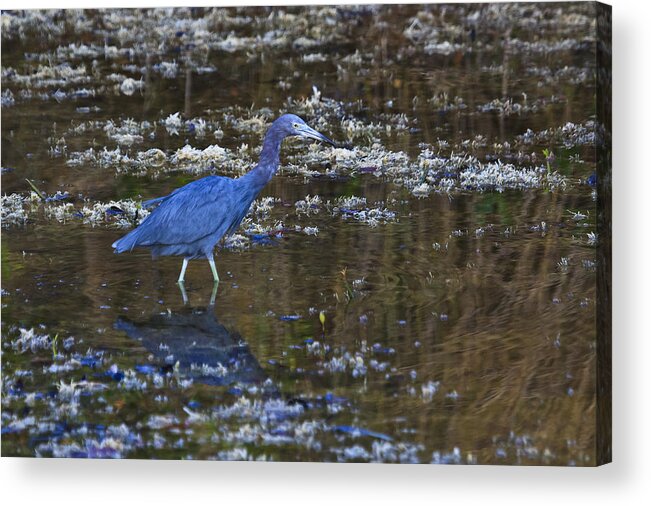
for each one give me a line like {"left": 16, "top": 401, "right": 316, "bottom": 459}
{"left": 1, "top": 2, "right": 611, "bottom": 465}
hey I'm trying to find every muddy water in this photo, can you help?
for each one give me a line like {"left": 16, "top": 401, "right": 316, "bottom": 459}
{"left": 2, "top": 4, "right": 598, "bottom": 464}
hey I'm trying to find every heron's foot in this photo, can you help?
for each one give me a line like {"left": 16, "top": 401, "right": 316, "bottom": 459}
{"left": 209, "top": 281, "right": 219, "bottom": 306}
{"left": 177, "top": 280, "right": 189, "bottom": 305}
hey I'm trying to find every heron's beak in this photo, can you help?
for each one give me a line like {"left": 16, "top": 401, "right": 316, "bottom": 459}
{"left": 297, "top": 125, "right": 337, "bottom": 147}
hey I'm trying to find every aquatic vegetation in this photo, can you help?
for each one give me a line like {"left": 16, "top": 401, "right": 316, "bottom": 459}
{"left": 526, "top": 65, "right": 594, "bottom": 87}
{"left": 428, "top": 93, "right": 467, "bottom": 112}
{"left": 515, "top": 121, "right": 598, "bottom": 148}
{"left": 1, "top": 194, "right": 150, "bottom": 229}
{"left": 153, "top": 61, "right": 179, "bottom": 79}
{"left": 163, "top": 112, "right": 183, "bottom": 136}
{"left": 587, "top": 232, "right": 598, "bottom": 247}
{"left": 421, "top": 380, "right": 441, "bottom": 402}
{"left": 302, "top": 226, "right": 319, "bottom": 236}
{"left": 457, "top": 159, "right": 566, "bottom": 193}
{"left": 104, "top": 118, "right": 153, "bottom": 145}
{"left": 2, "top": 63, "right": 90, "bottom": 88}
{"left": 402, "top": 2, "right": 595, "bottom": 60}
{"left": 302, "top": 53, "right": 328, "bottom": 63}
{"left": 476, "top": 95, "right": 565, "bottom": 116}
{"left": 66, "top": 147, "right": 134, "bottom": 169}
{"left": 80, "top": 200, "right": 150, "bottom": 228}
{"left": 170, "top": 144, "right": 233, "bottom": 171}
{"left": 11, "top": 327, "right": 53, "bottom": 353}
{"left": 557, "top": 257, "right": 570, "bottom": 272}
{"left": 330, "top": 201, "right": 397, "bottom": 227}
{"left": 294, "top": 194, "right": 322, "bottom": 215}
{"left": 1, "top": 193, "right": 34, "bottom": 226}
{"left": 507, "top": 37, "right": 594, "bottom": 55}
{"left": 283, "top": 86, "right": 347, "bottom": 124}
{"left": 223, "top": 234, "right": 249, "bottom": 251}
{"left": 1, "top": 88, "right": 15, "bottom": 106}
{"left": 49, "top": 82, "right": 582, "bottom": 201}
{"left": 340, "top": 117, "right": 387, "bottom": 142}
{"left": 431, "top": 447, "right": 463, "bottom": 464}
{"left": 582, "top": 259, "right": 596, "bottom": 271}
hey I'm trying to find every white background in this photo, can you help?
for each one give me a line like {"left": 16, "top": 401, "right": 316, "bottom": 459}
{"left": 1, "top": 0, "right": 649, "bottom": 504}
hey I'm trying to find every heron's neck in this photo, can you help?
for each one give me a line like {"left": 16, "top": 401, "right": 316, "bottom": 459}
{"left": 250, "top": 126, "right": 283, "bottom": 185}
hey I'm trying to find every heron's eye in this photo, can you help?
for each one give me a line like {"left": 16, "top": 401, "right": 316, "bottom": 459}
{"left": 292, "top": 122, "right": 299, "bottom": 129}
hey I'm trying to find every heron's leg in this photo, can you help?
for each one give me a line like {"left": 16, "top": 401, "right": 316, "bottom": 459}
{"left": 209, "top": 282, "right": 219, "bottom": 306}
{"left": 178, "top": 281, "right": 188, "bottom": 305}
{"left": 178, "top": 258, "right": 189, "bottom": 283}
{"left": 207, "top": 254, "right": 220, "bottom": 283}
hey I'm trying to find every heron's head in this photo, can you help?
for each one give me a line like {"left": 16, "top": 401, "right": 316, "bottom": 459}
{"left": 276, "top": 114, "right": 336, "bottom": 147}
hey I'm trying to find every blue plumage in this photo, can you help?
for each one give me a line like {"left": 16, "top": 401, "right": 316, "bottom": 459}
{"left": 112, "top": 114, "right": 335, "bottom": 284}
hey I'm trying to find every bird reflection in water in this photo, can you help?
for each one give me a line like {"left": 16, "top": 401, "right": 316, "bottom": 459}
{"left": 114, "top": 304, "right": 272, "bottom": 389}
{"left": 177, "top": 280, "right": 218, "bottom": 306}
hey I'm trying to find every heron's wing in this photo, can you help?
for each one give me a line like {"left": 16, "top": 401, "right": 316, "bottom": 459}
{"left": 142, "top": 185, "right": 186, "bottom": 209}
{"left": 142, "top": 195, "right": 169, "bottom": 209}
{"left": 134, "top": 176, "right": 240, "bottom": 247}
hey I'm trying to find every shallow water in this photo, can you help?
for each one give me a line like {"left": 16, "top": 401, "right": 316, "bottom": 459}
{"left": 2, "top": 4, "right": 598, "bottom": 464}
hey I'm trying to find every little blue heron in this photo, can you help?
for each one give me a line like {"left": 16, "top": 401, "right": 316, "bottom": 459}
{"left": 112, "top": 114, "right": 335, "bottom": 291}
